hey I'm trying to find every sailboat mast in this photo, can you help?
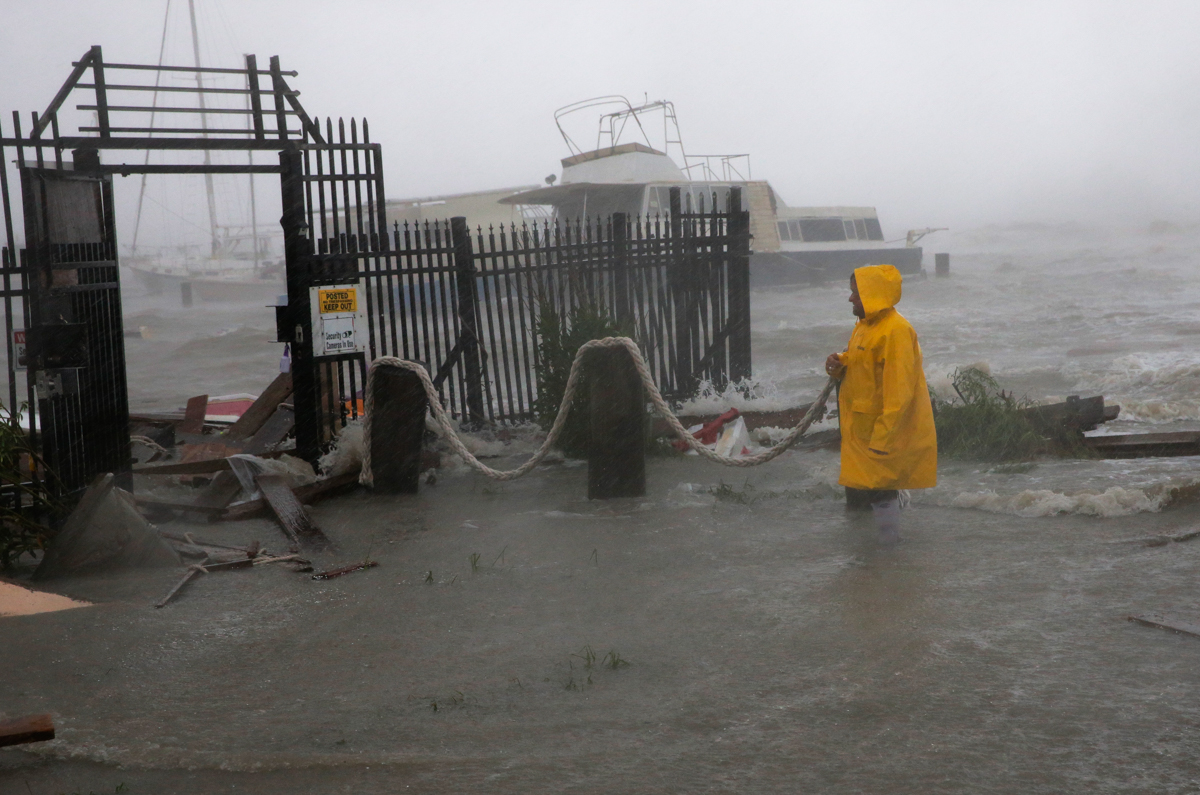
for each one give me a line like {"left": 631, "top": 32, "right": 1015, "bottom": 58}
{"left": 187, "top": 0, "right": 220, "bottom": 258}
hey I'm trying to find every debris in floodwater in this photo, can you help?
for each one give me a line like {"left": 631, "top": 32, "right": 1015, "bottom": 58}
{"left": 1128, "top": 613, "right": 1200, "bottom": 639}
{"left": 311, "top": 560, "right": 379, "bottom": 580}
{"left": 0, "top": 713, "right": 55, "bottom": 747}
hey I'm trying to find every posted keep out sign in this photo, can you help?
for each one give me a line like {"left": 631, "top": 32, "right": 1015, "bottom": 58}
{"left": 310, "top": 284, "right": 366, "bottom": 357}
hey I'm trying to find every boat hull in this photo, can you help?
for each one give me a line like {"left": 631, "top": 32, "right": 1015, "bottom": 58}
{"left": 127, "top": 266, "right": 283, "bottom": 304}
{"left": 750, "top": 246, "right": 923, "bottom": 287}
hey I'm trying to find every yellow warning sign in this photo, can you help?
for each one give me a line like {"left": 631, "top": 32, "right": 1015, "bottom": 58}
{"left": 318, "top": 288, "right": 357, "bottom": 314}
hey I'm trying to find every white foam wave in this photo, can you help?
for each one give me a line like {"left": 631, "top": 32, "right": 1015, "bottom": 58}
{"left": 1115, "top": 399, "right": 1200, "bottom": 423}
{"left": 1085, "top": 353, "right": 1200, "bottom": 396}
{"left": 941, "top": 486, "right": 1169, "bottom": 517}
{"left": 675, "top": 376, "right": 808, "bottom": 415}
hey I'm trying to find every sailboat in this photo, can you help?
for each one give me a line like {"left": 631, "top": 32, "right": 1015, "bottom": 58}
{"left": 124, "top": 0, "right": 285, "bottom": 303}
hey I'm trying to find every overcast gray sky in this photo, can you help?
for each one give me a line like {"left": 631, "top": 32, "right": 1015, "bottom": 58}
{"left": 2, "top": 0, "right": 1198, "bottom": 243}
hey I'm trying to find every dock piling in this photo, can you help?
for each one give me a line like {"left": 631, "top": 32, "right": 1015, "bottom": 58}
{"left": 368, "top": 365, "right": 428, "bottom": 493}
{"left": 587, "top": 346, "right": 646, "bottom": 499}
{"left": 935, "top": 253, "right": 950, "bottom": 277}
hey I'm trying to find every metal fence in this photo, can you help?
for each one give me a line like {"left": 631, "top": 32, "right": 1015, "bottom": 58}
{"left": 289, "top": 175, "right": 752, "bottom": 458}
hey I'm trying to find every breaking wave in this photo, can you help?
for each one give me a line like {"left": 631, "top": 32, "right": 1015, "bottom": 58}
{"left": 936, "top": 481, "right": 1200, "bottom": 517}
{"left": 1115, "top": 399, "right": 1200, "bottom": 423}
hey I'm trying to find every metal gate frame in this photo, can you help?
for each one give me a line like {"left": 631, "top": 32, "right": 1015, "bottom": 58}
{"left": 0, "top": 46, "right": 358, "bottom": 499}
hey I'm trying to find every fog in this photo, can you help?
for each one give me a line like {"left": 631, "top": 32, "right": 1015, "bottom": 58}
{"left": 2, "top": 0, "right": 1199, "bottom": 238}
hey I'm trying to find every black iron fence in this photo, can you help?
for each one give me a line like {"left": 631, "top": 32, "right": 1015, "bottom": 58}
{"left": 288, "top": 176, "right": 752, "bottom": 460}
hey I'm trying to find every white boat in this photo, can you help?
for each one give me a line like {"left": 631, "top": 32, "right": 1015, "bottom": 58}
{"left": 501, "top": 97, "right": 941, "bottom": 286}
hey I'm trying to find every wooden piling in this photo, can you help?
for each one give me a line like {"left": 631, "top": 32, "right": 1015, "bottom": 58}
{"left": 587, "top": 346, "right": 646, "bottom": 499}
{"left": 368, "top": 365, "right": 428, "bottom": 494}
{"left": 935, "top": 253, "right": 950, "bottom": 277}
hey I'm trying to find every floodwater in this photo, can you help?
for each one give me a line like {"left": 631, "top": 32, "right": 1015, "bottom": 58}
{"left": 4, "top": 225, "right": 1200, "bottom": 792}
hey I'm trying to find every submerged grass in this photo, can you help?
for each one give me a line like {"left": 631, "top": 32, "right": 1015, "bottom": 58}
{"left": 933, "top": 367, "right": 1089, "bottom": 462}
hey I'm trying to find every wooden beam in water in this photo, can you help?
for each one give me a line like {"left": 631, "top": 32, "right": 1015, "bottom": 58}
{"left": 222, "top": 471, "right": 360, "bottom": 521}
{"left": 0, "top": 714, "right": 55, "bottom": 747}
{"left": 1129, "top": 614, "right": 1200, "bottom": 639}
{"left": 255, "top": 473, "right": 332, "bottom": 551}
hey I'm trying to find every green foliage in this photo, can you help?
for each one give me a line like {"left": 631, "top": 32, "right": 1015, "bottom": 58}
{"left": 533, "top": 301, "right": 631, "bottom": 458}
{"left": 0, "top": 405, "right": 61, "bottom": 568}
{"left": 932, "top": 367, "right": 1085, "bottom": 462}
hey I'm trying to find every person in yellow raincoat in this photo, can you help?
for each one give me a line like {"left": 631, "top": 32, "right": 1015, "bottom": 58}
{"left": 824, "top": 264, "right": 937, "bottom": 543}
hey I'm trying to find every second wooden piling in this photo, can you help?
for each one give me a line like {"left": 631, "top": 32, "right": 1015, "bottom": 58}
{"left": 587, "top": 346, "right": 646, "bottom": 499}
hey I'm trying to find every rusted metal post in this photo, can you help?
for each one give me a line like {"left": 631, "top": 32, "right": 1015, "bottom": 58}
{"left": 368, "top": 366, "right": 428, "bottom": 494}
{"left": 727, "top": 187, "right": 752, "bottom": 382}
{"left": 587, "top": 346, "right": 645, "bottom": 499}
{"left": 450, "top": 216, "right": 486, "bottom": 428}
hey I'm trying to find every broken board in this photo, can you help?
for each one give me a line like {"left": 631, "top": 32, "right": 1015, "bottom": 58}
{"left": 0, "top": 714, "right": 55, "bottom": 747}
{"left": 1085, "top": 431, "right": 1200, "bottom": 459}
{"left": 255, "top": 473, "right": 332, "bottom": 551}
{"left": 222, "top": 373, "right": 293, "bottom": 443}
{"left": 1128, "top": 613, "right": 1200, "bottom": 639}
{"left": 180, "top": 394, "right": 209, "bottom": 435}
{"left": 241, "top": 405, "right": 295, "bottom": 456}
{"left": 222, "top": 470, "right": 361, "bottom": 521}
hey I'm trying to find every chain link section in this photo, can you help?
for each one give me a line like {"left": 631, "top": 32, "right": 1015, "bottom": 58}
{"left": 359, "top": 337, "right": 836, "bottom": 486}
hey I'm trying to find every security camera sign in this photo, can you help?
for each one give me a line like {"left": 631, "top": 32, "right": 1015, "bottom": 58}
{"left": 320, "top": 315, "right": 357, "bottom": 354}
{"left": 310, "top": 284, "right": 366, "bottom": 357}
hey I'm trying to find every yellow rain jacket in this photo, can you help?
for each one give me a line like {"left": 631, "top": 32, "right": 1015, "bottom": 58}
{"left": 835, "top": 264, "right": 937, "bottom": 490}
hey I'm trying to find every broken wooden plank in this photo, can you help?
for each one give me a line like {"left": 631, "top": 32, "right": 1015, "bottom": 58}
{"left": 241, "top": 405, "right": 295, "bottom": 456}
{"left": 222, "top": 373, "right": 294, "bottom": 443}
{"left": 156, "top": 565, "right": 206, "bottom": 608}
{"left": 157, "top": 531, "right": 264, "bottom": 554}
{"left": 1128, "top": 613, "right": 1200, "bottom": 639}
{"left": 201, "top": 557, "right": 257, "bottom": 572}
{"left": 1084, "top": 431, "right": 1200, "bottom": 459}
{"left": 133, "top": 447, "right": 288, "bottom": 476}
{"left": 1022, "top": 395, "right": 1112, "bottom": 432}
{"left": 253, "top": 554, "right": 308, "bottom": 567}
{"left": 221, "top": 470, "right": 361, "bottom": 521}
{"left": 134, "top": 496, "right": 228, "bottom": 516}
{"left": 180, "top": 395, "right": 209, "bottom": 435}
{"left": 192, "top": 470, "right": 246, "bottom": 514}
{"left": 255, "top": 473, "right": 332, "bottom": 551}
{"left": 312, "top": 560, "right": 378, "bottom": 580}
{"left": 0, "top": 714, "right": 55, "bottom": 747}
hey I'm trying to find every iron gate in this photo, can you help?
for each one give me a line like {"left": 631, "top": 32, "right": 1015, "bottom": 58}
{"left": 20, "top": 164, "right": 130, "bottom": 493}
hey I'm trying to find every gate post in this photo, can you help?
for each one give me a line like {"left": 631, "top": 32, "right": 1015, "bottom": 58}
{"left": 727, "top": 187, "right": 752, "bottom": 382}
{"left": 587, "top": 345, "right": 646, "bottom": 499}
{"left": 368, "top": 366, "right": 427, "bottom": 493}
{"left": 450, "top": 217, "right": 486, "bottom": 428}
{"left": 280, "top": 146, "right": 320, "bottom": 463}
{"left": 611, "top": 212, "right": 630, "bottom": 324}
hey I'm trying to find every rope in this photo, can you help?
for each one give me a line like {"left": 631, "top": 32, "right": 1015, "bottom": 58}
{"left": 359, "top": 336, "right": 837, "bottom": 486}
{"left": 130, "top": 435, "right": 169, "bottom": 454}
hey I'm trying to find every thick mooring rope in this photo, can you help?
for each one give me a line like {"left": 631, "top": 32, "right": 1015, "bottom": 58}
{"left": 359, "top": 337, "right": 837, "bottom": 486}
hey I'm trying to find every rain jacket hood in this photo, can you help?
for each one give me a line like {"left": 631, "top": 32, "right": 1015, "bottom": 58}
{"left": 836, "top": 265, "right": 937, "bottom": 490}
{"left": 854, "top": 264, "right": 902, "bottom": 319}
